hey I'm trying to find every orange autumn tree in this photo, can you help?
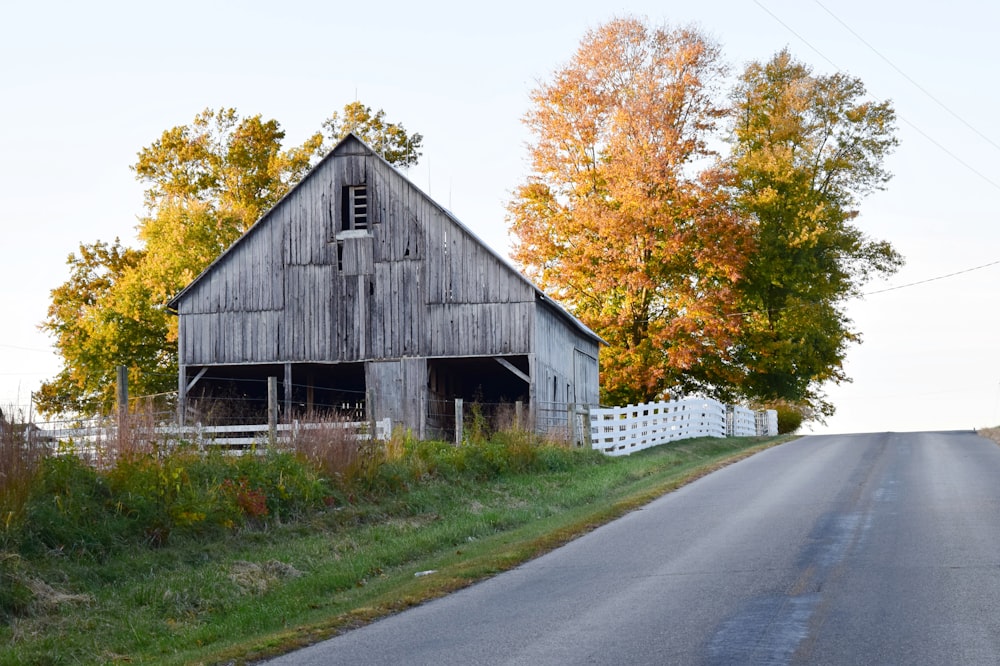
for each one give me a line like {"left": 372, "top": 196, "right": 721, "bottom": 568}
{"left": 508, "top": 17, "right": 751, "bottom": 405}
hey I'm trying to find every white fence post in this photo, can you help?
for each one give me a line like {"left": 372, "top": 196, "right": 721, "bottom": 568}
{"left": 454, "top": 398, "right": 464, "bottom": 445}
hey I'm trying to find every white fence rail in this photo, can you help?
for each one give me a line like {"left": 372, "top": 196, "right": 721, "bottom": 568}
{"left": 588, "top": 400, "right": 777, "bottom": 457}
{"left": 33, "top": 418, "right": 392, "bottom": 451}
{"left": 28, "top": 398, "right": 777, "bottom": 461}
{"left": 588, "top": 398, "right": 727, "bottom": 456}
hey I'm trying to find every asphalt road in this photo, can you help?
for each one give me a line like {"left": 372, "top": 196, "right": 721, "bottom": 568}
{"left": 263, "top": 431, "right": 1000, "bottom": 665}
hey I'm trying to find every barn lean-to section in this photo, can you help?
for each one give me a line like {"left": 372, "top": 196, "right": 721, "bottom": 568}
{"left": 168, "top": 134, "right": 601, "bottom": 438}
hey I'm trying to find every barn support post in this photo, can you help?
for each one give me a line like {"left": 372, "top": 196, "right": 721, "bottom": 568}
{"left": 527, "top": 353, "right": 537, "bottom": 434}
{"left": 267, "top": 377, "right": 278, "bottom": 447}
{"left": 454, "top": 398, "right": 463, "bottom": 445}
{"left": 306, "top": 369, "right": 315, "bottom": 415}
{"left": 177, "top": 365, "right": 187, "bottom": 426}
{"left": 177, "top": 319, "right": 186, "bottom": 427}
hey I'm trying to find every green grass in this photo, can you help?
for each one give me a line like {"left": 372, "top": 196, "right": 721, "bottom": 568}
{"left": 0, "top": 433, "right": 792, "bottom": 665}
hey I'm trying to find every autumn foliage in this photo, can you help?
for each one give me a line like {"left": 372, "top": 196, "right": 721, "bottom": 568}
{"left": 509, "top": 19, "right": 751, "bottom": 405}
{"left": 509, "top": 18, "right": 901, "bottom": 416}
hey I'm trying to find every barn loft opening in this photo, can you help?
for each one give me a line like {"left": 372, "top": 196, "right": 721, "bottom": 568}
{"left": 341, "top": 184, "right": 368, "bottom": 231}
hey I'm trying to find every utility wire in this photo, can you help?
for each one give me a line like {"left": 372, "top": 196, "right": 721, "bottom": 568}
{"left": 865, "top": 258, "right": 1000, "bottom": 295}
{"left": 752, "top": 0, "right": 1000, "bottom": 193}
{"left": 813, "top": 0, "right": 1000, "bottom": 154}
{"left": 727, "top": 258, "right": 1000, "bottom": 319}
{"left": 0, "top": 343, "right": 53, "bottom": 353}
{"left": 752, "top": 0, "right": 839, "bottom": 70}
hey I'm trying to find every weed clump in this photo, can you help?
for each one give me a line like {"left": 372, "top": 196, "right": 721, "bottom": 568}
{"left": 0, "top": 406, "right": 47, "bottom": 548}
{"left": 9, "top": 441, "right": 330, "bottom": 559}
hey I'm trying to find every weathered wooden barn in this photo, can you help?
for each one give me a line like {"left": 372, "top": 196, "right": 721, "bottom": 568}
{"left": 167, "top": 134, "right": 602, "bottom": 438}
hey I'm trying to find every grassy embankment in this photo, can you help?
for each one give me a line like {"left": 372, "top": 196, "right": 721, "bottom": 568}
{"left": 979, "top": 427, "right": 1000, "bottom": 445}
{"left": 0, "top": 419, "right": 792, "bottom": 665}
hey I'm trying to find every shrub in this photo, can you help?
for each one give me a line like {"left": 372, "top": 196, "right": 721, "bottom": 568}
{"left": 392, "top": 429, "right": 583, "bottom": 483}
{"left": 10, "top": 411, "right": 602, "bottom": 560}
{"left": 105, "top": 448, "right": 212, "bottom": 546}
{"left": 17, "top": 436, "right": 333, "bottom": 555}
{"left": 226, "top": 448, "right": 330, "bottom": 520}
{"left": 774, "top": 404, "right": 804, "bottom": 434}
{"left": 21, "top": 453, "right": 124, "bottom": 557}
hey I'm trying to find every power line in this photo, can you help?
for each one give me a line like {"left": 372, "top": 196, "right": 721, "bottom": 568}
{"left": 813, "top": 0, "right": 1000, "bottom": 154}
{"left": 752, "top": 0, "right": 839, "bottom": 70}
{"left": 0, "top": 343, "right": 54, "bottom": 353}
{"left": 752, "top": 0, "right": 1000, "bottom": 193}
{"left": 727, "top": 257, "right": 1000, "bottom": 319}
{"left": 865, "top": 258, "right": 1000, "bottom": 295}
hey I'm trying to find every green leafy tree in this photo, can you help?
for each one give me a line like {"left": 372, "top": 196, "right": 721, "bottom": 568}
{"left": 39, "top": 104, "right": 421, "bottom": 416}
{"left": 723, "top": 50, "right": 903, "bottom": 418}
{"left": 37, "top": 240, "right": 150, "bottom": 415}
{"left": 133, "top": 107, "right": 325, "bottom": 232}
{"left": 322, "top": 101, "right": 422, "bottom": 168}
{"left": 507, "top": 17, "right": 750, "bottom": 405}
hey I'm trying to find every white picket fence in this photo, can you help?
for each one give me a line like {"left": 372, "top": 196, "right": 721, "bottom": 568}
{"left": 588, "top": 399, "right": 777, "bottom": 457}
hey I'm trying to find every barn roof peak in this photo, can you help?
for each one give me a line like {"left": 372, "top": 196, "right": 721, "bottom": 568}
{"left": 165, "top": 134, "right": 603, "bottom": 346}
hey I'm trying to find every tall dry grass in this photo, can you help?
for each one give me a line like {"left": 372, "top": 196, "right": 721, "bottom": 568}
{"left": 979, "top": 426, "right": 1000, "bottom": 445}
{"left": 285, "top": 414, "right": 395, "bottom": 484}
{"left": 0, "top": 407, "right": 47, "bottom": 535}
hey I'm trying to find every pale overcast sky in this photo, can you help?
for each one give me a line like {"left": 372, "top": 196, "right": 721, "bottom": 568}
{"left": 2, "top": 1, "right": 998, "bottom": 434}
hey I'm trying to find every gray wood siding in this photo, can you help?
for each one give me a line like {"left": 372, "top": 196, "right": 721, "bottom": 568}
{"left": 366, "top": 360, "right": 402, "bottom": 424}
{"left": 366, "top": 358, "right": 425, "bottom": 436}
{"left": 370, "top": 160, "right": 422, "bottom": 263}
{"left": 173, "top": 136, "right": 601, "bottom": 418}
{"left": 180, "top": 310, "right": 281, "bottom": 365}
{"left": 573, "top": 349, "right": 600, "bottom": 405}
{"left": 283, "top": 175, "right": 334, "bottom": 267}
{"left": 281, "top": 265, "right": 335, "bottom": 361}
{"left": 425, "top": 302, "right": 534, "bottom": 357}
{"left": 178, "top": 216, "right": 284, "bottom": 315}
{"left": 533, "top": 301, "right": 600, "bottom": 406}
{"left": 425, "top": 214, "right": 533, "bottom": 306}
{"left": 372, "top": 260, "right": 423, "bottom": 358}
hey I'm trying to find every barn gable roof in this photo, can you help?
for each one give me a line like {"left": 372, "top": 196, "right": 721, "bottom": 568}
{"left": 166, "top": 133, "right": 603, "bottom": 346}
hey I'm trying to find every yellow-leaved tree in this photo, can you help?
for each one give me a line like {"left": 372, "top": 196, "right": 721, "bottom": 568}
{"left": 38, "top": 105, "right": 422, "bottom": 416}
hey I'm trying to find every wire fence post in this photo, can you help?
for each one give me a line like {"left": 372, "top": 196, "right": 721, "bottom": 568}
{"left": 267, "top": 376, "right": 278, "bottom": 447}
{"left": 116, "top": 365, "right": 129, "bottom": 436}
{"left": 454, "top": 398, "right": 463, "bottom": 445}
